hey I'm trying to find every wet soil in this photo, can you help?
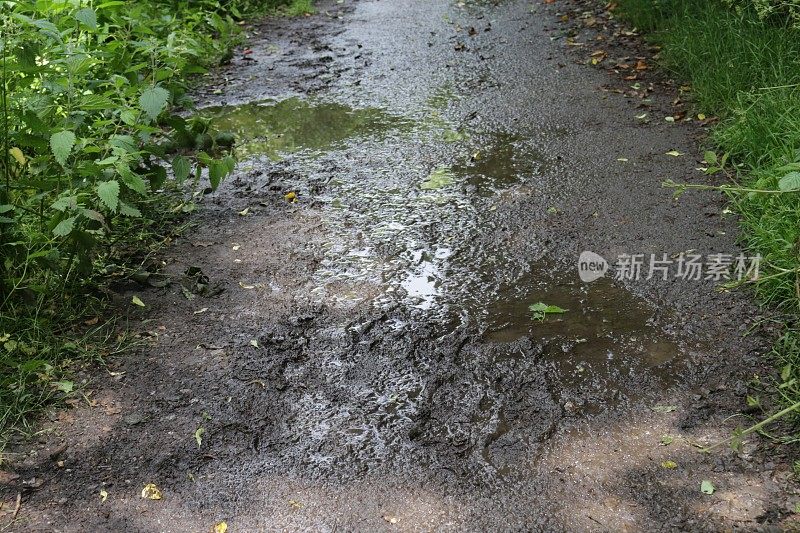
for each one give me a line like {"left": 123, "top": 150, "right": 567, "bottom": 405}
{"left": 2, "top": 0, "right": 798, "bottom": 530}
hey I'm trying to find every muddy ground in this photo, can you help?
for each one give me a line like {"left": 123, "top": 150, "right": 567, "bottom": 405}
{"left": 2, "top": 0, "right": 798, "bottom": 530}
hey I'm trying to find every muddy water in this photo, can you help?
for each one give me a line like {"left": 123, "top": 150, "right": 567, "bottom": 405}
{"left": 9, "top": 0, "right": 776, "bottom": 530}
{"left": 206, "top": 96, "right": 688, "bottom": 415}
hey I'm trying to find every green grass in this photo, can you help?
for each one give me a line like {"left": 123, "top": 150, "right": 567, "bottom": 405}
{"left": 283, "top": 0, "right": 315, "bottom": 16}
{"left": 615, "top": 0, "right": 800, "bottom": 432}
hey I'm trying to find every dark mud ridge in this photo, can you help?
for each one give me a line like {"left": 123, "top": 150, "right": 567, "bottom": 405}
{"left": 1, "top": 0, "right": 795, "bottom": 531}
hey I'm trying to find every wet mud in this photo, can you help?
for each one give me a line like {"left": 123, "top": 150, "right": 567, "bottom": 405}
{"left": 1, "top": 0, "right": 796, "bottom": 531}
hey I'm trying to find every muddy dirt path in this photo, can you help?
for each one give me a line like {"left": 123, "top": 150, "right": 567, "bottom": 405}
{"left": 2, "top": 0, "right": 795, "bottom": 530}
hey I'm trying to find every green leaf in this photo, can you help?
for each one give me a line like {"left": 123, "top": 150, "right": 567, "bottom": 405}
{"left": 703, "top": 151, "right": 718, "bottom": 165}
{"left": 782, "top": 364, "right": 793, "bottom": 382}
{"left": 131, "top": 295, "right": 145, "bottom": 307}
{"left": 778, "top": 172, "right": 800, "bottom": 192}
{"left": 119, "top": 201, "right": 142, "bottom": 218}
{"left": 75, "top": 8, "right": 98, "bottom": 30}
{"left": 54, "top": 380, "right": 74, "bottom": 394}
{"left": 700, "top": 480, "right": 715, "bottom": 495}
{"left": 139, "top": 86, "right": 170, "bottom": 121}
{"left": 223, "top": 155, "right": 236, "bottom": 174}
{"left": 209, "top": 160, "right": 227, "bottom": 190}
{"left": 50, "top": 130, "right": 76, "bottom": 167}
{"left": 117, "top": 165, "right": 148, "bottom": 194}
{"left": 51, "top": 196, "right": 78, "bottom": 212}
{"left": 53, "top": 216, "right": 76, "bottom": 237}
{"left": 172, "top": 155, "right": 191, "bottom": 183}
{"left": 194, "top": 427, "right": 205, "bottom": 448}
{"left": 120, "top": 109, "right": 138, "bottom": 126}
{"left": 96, "top": 180, "right": 120, "bottom": 212}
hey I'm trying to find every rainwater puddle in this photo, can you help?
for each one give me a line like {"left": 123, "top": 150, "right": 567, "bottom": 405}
{"left": 469, "top": 266, "right": 690, "bottom": 409}
{"left": 203, "top": 97, "right": 412, "bottom": 160}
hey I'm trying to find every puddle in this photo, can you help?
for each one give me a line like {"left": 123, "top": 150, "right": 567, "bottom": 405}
{"left": 454, "top": 132, "right": 550, "bottom": 196}
{"left": 467, "top": 266, "right": 690, "bottom": 410}
{"left": 202, "top": 97, "right": 412, "bottom": 160}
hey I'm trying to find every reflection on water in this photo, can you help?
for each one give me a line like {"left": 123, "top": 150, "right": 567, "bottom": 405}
{"left": 202, "top": 97, "right": 412, "bottom": 160}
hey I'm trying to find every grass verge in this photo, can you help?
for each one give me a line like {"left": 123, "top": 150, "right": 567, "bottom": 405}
{"left": 614, "top": 0, "right": 800, "bottom": 439}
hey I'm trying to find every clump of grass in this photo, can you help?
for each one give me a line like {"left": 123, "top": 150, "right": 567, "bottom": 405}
{"left": 282, "top": 0, "right": 315, "bottom": 16}
{"left": 614, "top": 0, "right": 800, "bottom": 432}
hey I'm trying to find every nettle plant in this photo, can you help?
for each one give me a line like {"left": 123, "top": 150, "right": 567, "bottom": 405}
{"left": 0, "top": 0, "right": 238, "bottom": 301}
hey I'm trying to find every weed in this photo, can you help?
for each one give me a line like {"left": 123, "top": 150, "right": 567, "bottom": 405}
{"left": 615, "top": 0, "right": 800, "bottom": 438}
{"left": 0, "top": 0, "right": 314, "bottom": 442}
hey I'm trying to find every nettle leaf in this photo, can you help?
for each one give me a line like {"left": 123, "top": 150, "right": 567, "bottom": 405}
{"left": 50, "top": 130, "right": 76, "bottom": 167}
{"left": 139, "top": 86, "right": 170, "bottom": 122}
{"left": 209, "top": 160, "right": 227, "bottom": 191}
{"left": 75, "top": 7, "right": 98, "bottom": 30}
{"left": 53, "top": 216, "right": 77, "bottom": 237}
{"left": 172, "top": 155, "right": 190, "bottom": 183}
{"left": 51, "top": 196, "right": 79, "bottom": 212}
{"left": 80, "top": 209, "right": 106, "bottom": 225}
{"left": 120, "top": 109, "right": 138, "bottom": 126}
{"left": 119, "top": 201, "right": 141, "bottom": 217}
{"left": 117, "top": 164, "right": 148, "bottom": 194}
{"left": 96, "top": 180, "right": 120, "bottom": 212}
{"left": 778, "top": 172, "right": 800, "bottom": 192}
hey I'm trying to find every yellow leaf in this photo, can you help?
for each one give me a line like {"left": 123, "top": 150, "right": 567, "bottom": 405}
{"left": 9, "top": 147, "right": 26, "bottom": 166}
{"left": 214, "top": 522, "right": 228, "bottom": 533}
{"left": 284, "top": 191, "right": 297, "bottom": 202}
{"left": 238, "top": 207, "right": 250, "bottom": 216}
{"left": 661, "top": 460, "right": 678, "bottom": 469}
{"left": 665, "top": 150, "right": 683, "bottom": 157}
{"left": 100, "top": 489, "right": 108, "bottom": 502}
{"left": 131, "top": 295, "right": 145, "bottom": 307}
{"left": 697, "top": 113, "right": 706, "bottom": 120}
{"left": 141, "top": 483, "right": 162, "bottom": 500}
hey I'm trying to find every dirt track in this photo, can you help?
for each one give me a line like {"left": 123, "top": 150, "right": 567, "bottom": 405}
{"left": 1, "top": 0, "right": 796, "bottom": 530}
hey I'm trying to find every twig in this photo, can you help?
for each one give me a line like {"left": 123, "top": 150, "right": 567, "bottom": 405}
{"left": 11, "top": 492, "right": 20, "bottom": 520}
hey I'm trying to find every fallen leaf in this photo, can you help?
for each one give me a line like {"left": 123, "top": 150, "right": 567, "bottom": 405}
{"left": 383, "top": 515, "right": 399, "bottom": 524}
{"left": 194, "top": 308, "right": 209, "bottom": 315}
{"left": 195, "top": 427, "right": 205, "bottom": 448}
{"left": 635, "top": 59, "right": 648, "bottom": 70}
{"left": 100, "top": 489, "right": 108, "bottom": 502}
{"left": 660, "top": 435, "right": 674, "bottom": 446}
{"left": 141, "top": 483, "right": 162, "bottom": 500}
{"left": 661, "top": 460, "right": 677, "bottom": 469}
{"left": 665, "top": 116, "right": 675, "bottom": 123}
{"left": 131, "top": 295, "right": 145, "bottom": 307}
{"left": 249, "top": 339, "right": 259, "bottom": 348}
{"left": 697, "top": 113, "right": 706, "bottom": 120}
{"left": 701, "top": 480, "right": 715, "bottom": 495}
{"left": 665, "top": 150, "right": 683, "bottom": 157}
{"left": 285, "top": 191, "right": 297, "bottom": 202}
{"left": 214, "top": 521, "right": 228, "bottom": 533}
{"left": 289, "top": 499, "right": 303, "bottom": 510}
{"left": 238, "top": 207, "right": 250, "bottom": 216}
